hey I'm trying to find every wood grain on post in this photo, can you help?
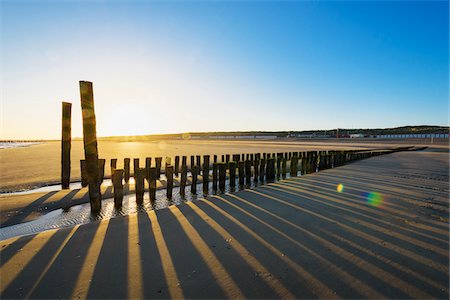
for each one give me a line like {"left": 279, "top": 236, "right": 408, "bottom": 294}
{"left": 166, "top": 166, "right": 174, "bottom": 199}
{"left": 110, "top": 158, "right": 117, "bottom": 180}
{"left": 135, "top": 168, "right": 145, "bottom": 205}
{"left": 218, "top": 163, "right": 227, "bottom": 192}
{"left": 61, "top": 102, "right": 71, "bottom": 189}
{"left": 212, "top": 163, "right": 218, "bottom": 191}
{"left": 229, "top": 162, "right": 236, "bottom": 188}
{"left": 124, "top": 158, "right": 131, "bottom": 183}
{"left": 80, "top": 160, "right": 88, "bottom": 187}
{"left": 145, "top": 157, "right": 152, "bottom": 181}
{"left": 155, "top": 157, "right": 162, "bottom": 179}
{"left": 80, "top": 81, "right": 101, "bottom": 213}
{"left": 191, "top": 166, "right": 198, "bottom": 194}
{"left": 180, "top": 165, "right": 187, "bottom": 196}
{"left": 238, "top": 161, "right": 245, "bottom": 186}
{"left": 113, "top": 169, "right": 124, "bottom": 208}
{"left": 148, "top": 167, "right": 157, "bottom": 202}
{"left": 245, "top": 160, "right": 252, "bottom": 186}
{"left": 174, "top": 156, "right": 180, "bottom": 177}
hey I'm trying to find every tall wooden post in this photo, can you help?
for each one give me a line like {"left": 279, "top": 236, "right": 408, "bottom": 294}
{"left": 229, "top": 162, "right": 236, "bottom": 188}
{"left": 174, "top": 156, "right": 180, "bottom": 177}
{"left": 259, "top": 158, "right": 266, "bottom": 181}
{"left": 155, "top": 157, "right": 162, "bottom": 179}
{"left": 276, "top": 157, "right": 281, "bottom": 179}
{"left": 212, "top": 163, "right": 218, "bottom": 191}
{"left": 145, "top": 157, "right": 152, "bottom": 181}
{"left": 80, "top": 81, "right": 101, "bottom": 213}
{"left": 182, "top": 156, "right": 187, "bottom": 167}
{"left": 281, "top": 158, "right": 287, "bottom": 179}
{"left": 190, "top": 156, "right": 195, "bottom": 170}
{"left": 218, "top": 163, "right": 227, "bottom": 192}
{"left": 196, "top": 155, "right": 201, "bottom": 175}
{"left": 245, "top": 160, "right": 252, "bottom": 186}
{"left": 238, "top": 161, "right": 245, "bottom": 186}
{"left": 253, "top": 159, "right": 259, "bottom": 183}
{"left": 133, "top": 158, "right": 139, "bottom": 178}
{"left": 266, "top": 158, "right": 275, "bottom": 182}
{"left": 191, "top": 166, "right": 198, "bottom": 194}
{"left": 148, "top": 167, "right": 157, "bottom": 202}
{"left": 61, "top": 102, "right": 71, "bottom": 189}
{"left": 110, "top": 159, "right": 117, "bottom": 180}
{"left": 180, "top": 165, "right": 187, "bottom": 196}
{"left": 203, "top": 155, "right": 210, "bottom": 194}
{"left": 135, "top": 168, "right": 145, "bottom": 205}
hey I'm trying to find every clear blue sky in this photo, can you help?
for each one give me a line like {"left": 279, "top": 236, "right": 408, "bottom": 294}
{"left": 1, "top": 0, "right": 448, "bottom": 139}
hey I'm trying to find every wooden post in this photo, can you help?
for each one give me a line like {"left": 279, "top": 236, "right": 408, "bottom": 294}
{"left": 174, "top": 156, "right": 180, "bottom": 177}
{"left": 133, "top": 158, "right": 139, "bottom": 178}
{"left": 61, "top": 102, "right": 71, "bottom": 189}
{"left": 255, "top": 153, "right": 261, "bottom": 161}
{"left": 180, "top": 165, "right": 187, "bottom": 196}
{"left": 221, "top": 154, "right": 225, "bottom": 163}
{"left": 253, "top": 159, "right": 259, "bottom": 183}
{"left": 182, "top": 156, "right": 187, "bottom": 167}
{"left": 226, "top": 154, "right": 230, "bottom": 163}
{"left": 259, "top": 158, "right": 266, "bottom": 181}
{"left": 245, "top": 160, "right": 252, "bottom": 186}
{"left": 266, "top": 158, "right": 275, "bottom": 182}
{"left": 281, "top": 158, "right": 287, "bottom": 179}
{"left": 196, "top": 155, "right": 201, "bottom": 175}
{"left": 166, "top": 166, "right": 174, "bottom": 199}
{"left": 80, "top": 160, "right": 88, "bottom": 187}
{"left": 191, "top": 165, "right": 198, "bottom": 194}
{"left": 232, "top": 154, "right": 240, "bottom": 162}
{"left": 124, "top": 158, "right": 130, "bottom": 183}
{"left": 110, "top": 158, "right": 117, "bottom": 180}
{"left": 145, "top": 157, "right": 152, "bottom": 181}
{"left": 241, "top": 154, "right": 245, "bottom": 161}
{"left": 276, "top": 157, "right": 281, "bottom": 179}
{"left": 213, "top": 155, "right": 218, "bottom": 163}
{"left": 80, "top": 81, "right": 101, "bottom": 213}
{"left": 113, "top": 169, "right": 124, "bottom": 208}
{"left": 218, "top": 163, "right": 227, "bottom": 192}
{"left": 290, "top": 156, "right": 298, "bottom": 177}
{"left": 135, "top": 168, "right": 145, "bottom": 205}
{"left": 229, "top": 162, "right": 236, "bottom": 188}
{"left": 212, "top": 163, "right": 218, "bottom": 191}
{"left": 190, "top": 156, "right": 195, "bottom": 170}
{"left": 250, "top": 154, "right": 254, "bottom": 162}
{"left": 98, "top": 159, "right": 105, "bottom": 184}
{"left": 203, "top": 156, "right": 210, "bottom": 194}
{"left": 148, "top": 167, "right": 157, "bottom": 202}
{"left": 155, "top": 157, "right": 162, "bottom": 179}
{"left": 238, "top": 161, "right": 245, "bottom": 186}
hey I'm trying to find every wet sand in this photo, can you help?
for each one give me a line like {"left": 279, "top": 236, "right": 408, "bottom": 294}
{"left": 1, "top": 149, "right": 448, "bottom": 299}
{"left": 0, "top": 139, "right": 444, "bottom": 192}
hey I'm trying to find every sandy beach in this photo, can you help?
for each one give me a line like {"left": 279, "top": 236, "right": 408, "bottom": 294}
{"left": 1, "top": 148, "right": 448, "bottom": 299}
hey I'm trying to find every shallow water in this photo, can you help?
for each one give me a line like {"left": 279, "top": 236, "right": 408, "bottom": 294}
{"left": 0, "top": 175, "right": 291, "bottom": 241}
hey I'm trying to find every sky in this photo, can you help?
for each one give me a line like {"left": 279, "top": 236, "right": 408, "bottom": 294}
{"left": 1, "top": 0, "right": 448, "bottom": 140}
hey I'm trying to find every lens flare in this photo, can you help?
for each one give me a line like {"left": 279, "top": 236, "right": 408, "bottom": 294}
{"left": 336, "top": 183, "right": 344, "bottom": 193}
{"left": 366, "top": 192, "right": 383, "bottom": 207}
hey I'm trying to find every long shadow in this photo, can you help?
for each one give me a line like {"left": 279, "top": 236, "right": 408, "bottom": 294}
{"left": 1, "top": 191, "right": 58, "bottom": 227}
{"left": 27, "top": 222, "right": 101, "bottom": 299}
{"left": 246, "top": 187, "right": 449, "bottom": 291}
{"left": 156, "top": 208, "right": 227, "bottom": 299}
{"left": 278, "top": 180, "right": 450, "bottom": 242}
{"left": 177, "top": 204, "right": 282, "bottom": 299}
{"left": 1, "top": 236, "right": 35, "bottom": 267}
{"left": 87, "top": 216, "right": 129, "bottom": 299}
{"left": 136, "top": 211, "right": 169, "bottom": 299}
{"left": 208, "top": 193, "right": 445, "bottom": 298}
{"left": 2, "top": 228, "right": 75, "bottom": 299}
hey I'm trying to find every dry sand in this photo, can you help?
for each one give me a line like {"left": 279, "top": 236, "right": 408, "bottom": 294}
{"left": 0, "top": 139, "right": 444, "bottom": 192}
{"left": 0, "top": 149, "right": 448, "bottom": 299}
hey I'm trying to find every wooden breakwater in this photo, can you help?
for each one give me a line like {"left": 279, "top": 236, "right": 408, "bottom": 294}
{"left": 79, "top": 147, "right": 409, "bottom": 211}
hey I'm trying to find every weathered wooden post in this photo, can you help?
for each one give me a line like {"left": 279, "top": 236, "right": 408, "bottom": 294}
{"left": 180, "top": 165, "right": 187, "bottom": 196}
{"left": 113, "top": 169, "right": 124, "bottom": 208}
{"left": 255, "top": 153, "right": 261, "bottom": 161}
{"left": 276, "top": 157, "right": 281, "bottom": 179}
{"left": 250, "top": 154, "right": 254, "bottom": 162}
{"left": 61, "top": 102, "right": 71, "bottom": 189}
{"left": 148, "top": 167, "right": 157, "bottom": 202}
{"left": 212, "top": 163, "right": 218, "bottom": 191}
{"left": 133, "top": 158, "right": 139, "bottom": 178}
{"left": 253, "top": 159, "right": 259, "bottom": 183}
{"left": 266, "top": 158, "right": 275, "bottom": 182}
{"left": 263, "top": 153, "right": 267, "bottom": 160}
{"left": 221, "top": 154, "right": 225, "bottom": 162}
{"left": 155, "top": 157, "right": 162, "bottom": 179}
{"left": 281, "top": 158, "right": 287, "bottom": 179}
{"left": 174, "top": 156, "right": 180, "bottom": 177}
{"left": 203, "top": 155, "right": 210, "bottom": 194}
{"left": 226, "top": 154, "right": 230, "bottom": 163}
{"left": 245, "top": 160, "right": 252, "bottom": 186}
{"left": 110, "top": 158, "right": 117, "bottom": 180}
{"left": 241, "top": 154, "right": 245, "bottom": 161}
{"left": 191, "top": 165, "right": 198, "bottom": 194}
{"left": 232, "top": 154, "right": 240, "bottom": 162}
{"left": 98, "top": 159, "right": 105, "bottom": 184}
{"left": 259, "top": 158, "right": 266, "bottom": 181}
{"left": 80, "top": 160, "right": 88, "bottom": 187}
{"left": 218, "top": 163, "right": 227, "bottom": 192}
{"left": 166, "top": 166, "right": 174, "bottom": 199}
{"left": 238, "top": 161, "right": 245, "bottom": 186}
{"left": 145, "top": 157, "right": 152, "bottom": 181}
{"left": 190, "top": 156, "right": 195, "bottom": 170}
{"left": 213, "top": 155, "right": 218, "bottom": 163}
{"left": 124, "top": 158, "right": 131, "bottom": 183}
{"left": 182, "top": 156, "right": 187, "bottom": 167}
{"left": 196, "top": 155, "right": 201, "bottom": 175}
{"left": 135, "top": 168, "right": 145, "bottom": 205}
{"left": 290, "top": 155, "right": 298, "bottom": 177}
{"left": 229, "top": 161, "right": 236, "bottom": 188}
{"left": 80, "top": 81, "right": 101, "bottom": 213}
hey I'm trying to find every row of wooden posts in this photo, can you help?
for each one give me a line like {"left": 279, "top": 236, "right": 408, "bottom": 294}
{"left": 79, "top": 149, "right": 392, "bottom": 209}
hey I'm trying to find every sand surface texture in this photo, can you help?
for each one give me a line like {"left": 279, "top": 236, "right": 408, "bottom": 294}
{"left": 1, "top": 149, "right": 448, "bottom": 299}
